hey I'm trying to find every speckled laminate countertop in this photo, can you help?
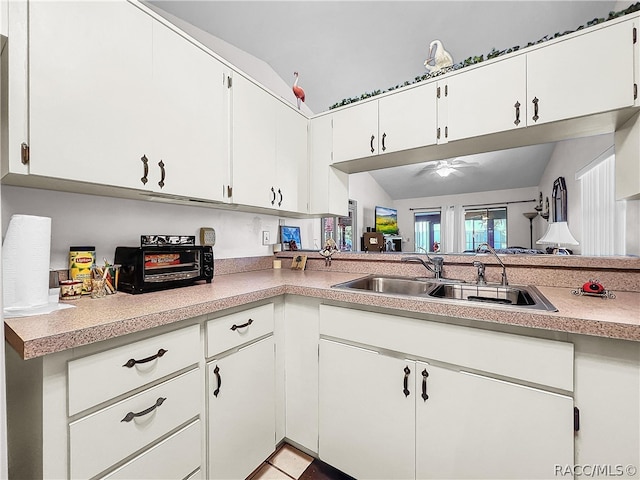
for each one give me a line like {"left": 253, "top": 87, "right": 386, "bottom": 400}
{"left": 5, "top": 269, "right": 640, "bottom": 360}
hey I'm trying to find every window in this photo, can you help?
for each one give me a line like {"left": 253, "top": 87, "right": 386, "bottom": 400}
{"left": 464, "top": 207, "right": 507, "bottom": 251}
{"left": 414, "top": 210, "right": 441, "bottom": 253}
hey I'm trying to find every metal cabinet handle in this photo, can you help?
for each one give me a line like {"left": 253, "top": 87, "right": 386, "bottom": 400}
{"left": 277, "top": 189, "right": 283, "bottom": 207}
{"left": 158, "top": 160, "right": 165, "bottom": 188}
{"left": 123, "top": 348, "right": 168, "bottom": 368}
{"left": 381, "top": 133, "right": 387, "bottom": 152}
{"left": 403, "top": 366, "right": 411, "bottom": 397}
{"left": 514, "top": 101, "right": 521, "bottom": 126}
{"left": 140, "top": 155, "right": 149, "bottom": 185}
{"left": 421, "top": 369, "right": 429, "bottom": 401}
{"left": 213, "top": 365, "right": 221, "bottom": 397}
{"left": 230, "top": 318, "right": 253, "bottom": 331}
{"left": 370, "top": 135, "right": 375, "bottom": 153}
{"left": 532, "top": 97, "right": 539, "bottom": 122}
{"left": 271, "top": 187, "right": 276, "bottom": 205}
{"left": 121, "top": 397, "right": 166, "bottom": 422}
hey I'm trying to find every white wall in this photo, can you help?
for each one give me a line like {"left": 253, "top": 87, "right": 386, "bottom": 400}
{"left": 1, "top": 186, "right": 317, "bottom": 269}
{"left": 348, "top": 172, "right": 394, "bottom": 250}
{"left": 394, "top": 187, "right": 540, "bottom": 253}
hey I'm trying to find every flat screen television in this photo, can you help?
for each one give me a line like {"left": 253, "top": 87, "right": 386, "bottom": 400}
{"left": 375, "top": 206, "right": 399, "bottom": 235}
{"left": 280, "top": 225, "right": 302, "bottom": 248}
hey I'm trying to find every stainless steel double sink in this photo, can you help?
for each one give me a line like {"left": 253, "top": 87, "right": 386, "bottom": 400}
{"left": 332, "top": 275, "right": 557, "bottom": 311}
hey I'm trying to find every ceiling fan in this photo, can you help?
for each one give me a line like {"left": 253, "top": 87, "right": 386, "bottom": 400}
{"left": 417, "top": 158, "right": 479, "bottom": 177}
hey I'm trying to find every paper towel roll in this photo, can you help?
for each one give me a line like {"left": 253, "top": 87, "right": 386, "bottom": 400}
{"left": 2, "top": 214, "right": 52, "bottom": 310}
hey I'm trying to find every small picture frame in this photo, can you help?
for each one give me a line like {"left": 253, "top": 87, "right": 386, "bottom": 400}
{"left": 291, "top": 255, "right": 307, "bottom": 270}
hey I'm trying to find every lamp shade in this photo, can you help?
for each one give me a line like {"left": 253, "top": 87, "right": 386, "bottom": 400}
{"left": 537, "top": 221, "right": 579, "bottom": 246}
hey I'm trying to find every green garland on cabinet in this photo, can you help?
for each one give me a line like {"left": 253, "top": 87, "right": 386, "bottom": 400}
{"left": 329, "top": 2, "right": 640, "bottom": 110}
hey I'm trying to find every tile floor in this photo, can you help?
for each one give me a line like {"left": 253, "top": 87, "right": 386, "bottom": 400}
{"left": 248, "top": 443, "right": 354, "bottom": 480}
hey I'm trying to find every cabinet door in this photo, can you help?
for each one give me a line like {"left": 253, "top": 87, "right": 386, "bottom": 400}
{"left": 318, "top": 340, "right": 414, "bottom": 480}
{"left": 208, "top": 336, "right": 275, "bottom": 480}
{"left": 445, "top": 55, "right": 526, "bottom": 141}
{"left": 151, "top": 23, "right": 229, "bottom": 201}
{"left": 309, "top": 115, "right": 349, "bottom": 216}
{"left": 527, "top": 19, "right": 635, "bottom": 126}
{"left": 276, "top": 103, "right": 308, "bottom": 212}
{"left": 378, "top": 83, "right": 438, "bottom": 153}
{"left": 331, "top": 101, "right": 379, "bottom": 163}
{"left": 28, "top": 1, "right": 152, "bottom": 188}
{"left": 416, "top": 363, "right": 574, "bottom": 479}
{"left": 231, "top": 75, "right": 278, "bottom": 208}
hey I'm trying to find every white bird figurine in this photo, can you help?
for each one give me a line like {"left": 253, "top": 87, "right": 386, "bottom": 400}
{"left": 424, "top": 40, "right": 453, "bottom": 74}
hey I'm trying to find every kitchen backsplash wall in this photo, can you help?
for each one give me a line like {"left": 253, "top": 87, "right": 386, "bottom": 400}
{"left": 0, "top": 186, "right": 317, "bottom": 270}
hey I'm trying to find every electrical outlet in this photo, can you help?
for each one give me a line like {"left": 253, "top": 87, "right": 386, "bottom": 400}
{"left": 262, "top": 230, "right": 270, "bottom": 245}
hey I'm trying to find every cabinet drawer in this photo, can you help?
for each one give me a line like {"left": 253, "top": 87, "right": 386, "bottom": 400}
{"left": 101, "top": 420, "right": 201, "bottom": 479}
{"left": 70, "top": 368, "right": 200, "bottom": 480}
{"left": 320, "top": 304, "right": 573, "bottom": 391}
{"left": 68, "top": 324, "right": 200, "bottom": 415}
{"left": 207, "top": 303, "right": 274, "bottom": 357}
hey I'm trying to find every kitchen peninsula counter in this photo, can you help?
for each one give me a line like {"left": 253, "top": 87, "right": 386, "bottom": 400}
{"left": 5, "top": 268, "right": 640, "bottom": 360}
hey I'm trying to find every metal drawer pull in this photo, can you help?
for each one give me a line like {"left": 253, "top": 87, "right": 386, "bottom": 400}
{"left": 370, "top": 134, "right": 375, "bottom": 153}
{"left": 532, "top": 97, "right": 539, "bottom": 122}
{"left": 514, "top": 101, "right": 521, "bottom": 126}
{"left": 122, "top": 348, "right": 168, "bottom": 368}
{"left": 121, "top": 397, "right": 166, "bottom": 422}
{"left": 213, "top": 365, "right": 221, "bottom": 397}
{"left": 421, "top": 369, "right": 429, "bottom": 401}
{"left": 277, "top": 189, "right": 283, "bottom": 207}
{"left": 230, "top": 319, "right": 253, "bottom": 331}
{"left": 158, "top": 160, "right": 166, "bottom": 188}
{"left": 271, "top": 187, "right": 276, "bottom": 205}
{"left": 403, "top": 366, "right": 411, "bottom": 397}
{"left": 140, "top": 155, "right": 149, "bottom": 185}
{"left": 381, "top": 133, "right": 387, "bottom": 151}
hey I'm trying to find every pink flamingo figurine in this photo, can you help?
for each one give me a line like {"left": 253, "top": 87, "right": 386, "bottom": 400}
{"left": 292, "top": 71, "right": 305, "bottom": 109}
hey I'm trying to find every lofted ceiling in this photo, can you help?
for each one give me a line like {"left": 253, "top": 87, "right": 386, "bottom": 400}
{"left": 148, "top": 0, "right": 625, "bottom": 199}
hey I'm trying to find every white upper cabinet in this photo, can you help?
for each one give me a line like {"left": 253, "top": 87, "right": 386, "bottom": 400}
{"left": 332, "top": 83, "right": 438, "bottom": 163}
{"left": 527, "top": 18, "right": 635, "bottom": 126}
{"left": 276, "top": 101, "right": 308, "bottom": 213}
{"left": 231, "top": 74, "right": 278, "bottom": 208}
{"left": 378, "top": 83, "right": 438, "bottom": 154}
{"left": 150, "top": 22, "right": 230, "bottom": 202}
{"left": 332, "top": 100, "right": 379, "bottom": 162}
{"left": 231, "top": 74, "right": 308, "bottom": 213}
{"left": 28, "top": 1, "right": 152, "bottom": 189}
{"left": 443, "top": 55, "right": 527, "bottom": 141}
{"left": 309, "top": 115, "right": 349, "bottom": 217}
{"left": 26, "top": 1, "right": 230, "bottom": 201}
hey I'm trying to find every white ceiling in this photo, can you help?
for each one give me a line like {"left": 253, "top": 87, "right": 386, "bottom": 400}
{"left": 148, "top": 0, "right": 625, "bottom": 199}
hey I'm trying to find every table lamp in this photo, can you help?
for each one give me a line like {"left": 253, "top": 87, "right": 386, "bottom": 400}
{"left": 537, "top": 221, "right": 578, "bottom": 254}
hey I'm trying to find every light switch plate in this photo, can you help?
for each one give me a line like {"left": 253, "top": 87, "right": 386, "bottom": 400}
{"left": 200, "top": 227, "right": 216, "bottom": 246}
{"left": 262, "top": 230, "right": 270, "bottom": 245}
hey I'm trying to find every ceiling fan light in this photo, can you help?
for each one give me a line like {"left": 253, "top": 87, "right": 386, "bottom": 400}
{"left": 436, "top": 166, "right": 455, "bottom": 177}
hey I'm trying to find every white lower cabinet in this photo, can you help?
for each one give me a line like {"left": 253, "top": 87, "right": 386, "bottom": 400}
{"left": 319, "top": 340, "right": 415, "bottom": 480}
{"left": 318, "top": 304, "right": 575, "bottom": 480}
{"left": 101, "top": 420, "right": 201, "bottom": 480}
{"left": 415, "top": 364, "right": 574, "bottom": 480}
{"left": 69, "top": 366, "right": 201, "bottom": 479}
{"left": 207, "top": 336, "right": 276, "bottom": 480}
